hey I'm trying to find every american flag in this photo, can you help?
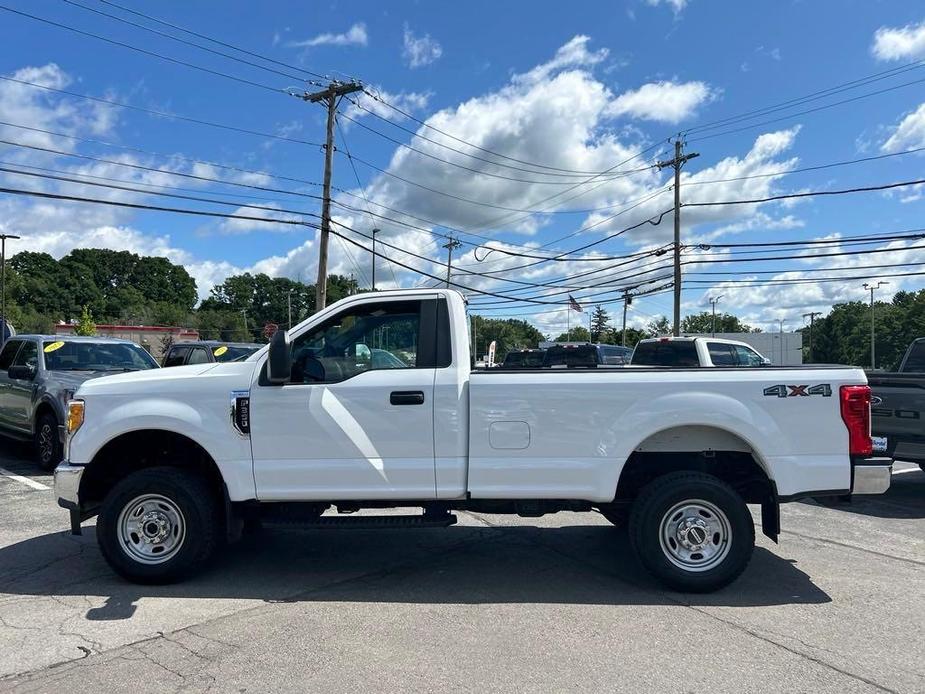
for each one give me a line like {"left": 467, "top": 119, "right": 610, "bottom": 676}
{"left": 568, "top": 294, "right": 583, "bottom": 312}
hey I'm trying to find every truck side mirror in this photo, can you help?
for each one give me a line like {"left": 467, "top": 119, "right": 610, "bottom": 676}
{"left": 266, "top": 329, "right": 291, "bottom": 384}
{"left": 8, "top": 364, "right": 36, "bottom": 381}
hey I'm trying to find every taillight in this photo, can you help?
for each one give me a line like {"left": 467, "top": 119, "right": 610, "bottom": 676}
{"left": 840, "top": 385, "right": 872, "bottom": 456}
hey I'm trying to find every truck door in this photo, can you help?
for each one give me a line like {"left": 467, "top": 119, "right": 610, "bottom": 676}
{"left": 7, "top": 340, "right": 38, "bottom": 433}
{"left": 0, "top": 339, "right": 22, "bottom": 429}
{"left": 250, "top": 297, "right": 439, "bottom": 500}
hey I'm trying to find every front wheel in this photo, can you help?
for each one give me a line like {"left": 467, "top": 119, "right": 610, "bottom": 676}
{"left": 97, "top": 467, "right": 221, "bottom": 584}
{"left": 629, "top": 472, "right": 754, "bottom": 593}
{"left": 34, "top": 413, "right": 62, "bottom": 471}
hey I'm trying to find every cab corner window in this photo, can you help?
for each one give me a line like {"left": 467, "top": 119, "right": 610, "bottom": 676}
{"left": 288, "top": 300, "right": 422, "bottom": 384}
{"left": 187, "top": 347, "right": 210, "bottom": 365}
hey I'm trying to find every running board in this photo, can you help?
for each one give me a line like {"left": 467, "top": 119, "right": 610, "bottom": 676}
{"left": 264, "top": 513, "right": 458, "bottom": 529}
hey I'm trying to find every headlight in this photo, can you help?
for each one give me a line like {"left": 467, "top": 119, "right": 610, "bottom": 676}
{"left": 66, "top": 400, "right": 85, "bottom": 435}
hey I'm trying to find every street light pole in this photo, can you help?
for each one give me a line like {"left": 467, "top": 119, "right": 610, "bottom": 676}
{"left": 708, "top": 295, "right": 724, "bottom": 337}
{"left": 0, "top": 234, "right": 20, "bottom": 345}
{"left": 863, "top": 281, "right": 889, "bottom": 369}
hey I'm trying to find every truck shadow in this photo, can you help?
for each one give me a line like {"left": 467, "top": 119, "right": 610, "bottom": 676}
{"left": 0, "top": 523, "right": 830, "bottom": 621}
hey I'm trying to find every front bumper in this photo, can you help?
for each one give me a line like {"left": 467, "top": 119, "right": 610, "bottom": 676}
{"left": 54, "top": 462, "right": 85, "bottom": 510}
{"left": 851, "top": 456, "right": 892, "bottom": 495}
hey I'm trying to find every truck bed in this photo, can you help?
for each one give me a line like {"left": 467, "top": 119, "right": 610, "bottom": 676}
{"left": 467, "top": 366, "right": 864, "bottom": 501}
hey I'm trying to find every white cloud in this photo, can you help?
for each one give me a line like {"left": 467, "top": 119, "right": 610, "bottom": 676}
{"left": 217, "top": 203, "right": 305, "bottom": 235}
{"left": 872, "top": 20, "right": 925, "bottom": 61}
{"left": 342, "top": 86, "right": 431, "bottom": 124}
{"left": 607, "top": 80, "right": 715, "bottom": 123}
{"left": 881, "top": 102, "right": 925, "bottom": 152}
{"left": 402, "top": 24, "right": 443, "bottom": 68}
{"left": 645, "top": 0, "right": 689, "bottom": 13}
{"left": 514, "top": 35, "right": 608, "bottom": 85}
{"left": 288, "top": 23, "right": 368, "bottom": 48}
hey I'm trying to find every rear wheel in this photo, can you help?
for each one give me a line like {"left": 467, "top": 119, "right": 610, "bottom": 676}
{"left": 629, "top": 472, "right": 754, "bottom": 593}
{"left": 97, "top": 467, "right": 220, "bottom": 584}
{"left": 34, "top": 412, "right": 62, "bottom": 471}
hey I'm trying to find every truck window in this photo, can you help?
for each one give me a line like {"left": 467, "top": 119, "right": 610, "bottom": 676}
{"left": 13, "top": 340, "right": 37, "bottom": 369}
{"left": 707, "top": 342, "right": 736, "bottom": 366}
{"left": 288, "top": 300, "right": 421, "bottom": 384}
{"left": 632, "top": 341, "right": 699, "bottom": 367}
{"left": 733, "top": 344, "right": 765, "bottom": 367}
{"left": 902, "top": 340, "right": 925, "bottom": 372}
{"left": 187, "top": 347, "right": 210, "bottom": 365}
{"left": 163, "top": 346, "right": 189, "bottom": 367}
{"left": 0, "top": 339, "right": 22, "bottom": 370}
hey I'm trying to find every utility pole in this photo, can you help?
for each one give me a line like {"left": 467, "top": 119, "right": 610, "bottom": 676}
{"left": 657, "top": 138, "right": 699, "bottom": 337}
{"left": 287, "top": 289, "right": 293, "bottom": 329}
{"left": 0, "top": 234, "right": 20, "bottom": 345}
{"left": 863, "top": 281, "right": 888, "bottom": 369}
{"left": 778, "top": 318, "right": 786, "bottom": 365}
{"left": 371, "top": 227, "right": 380, "bottom": 291}
{"left": 708, "top": 294, "right": 724, "bottom": 337}
{"left": 442, "top": 237, "right": 462, "bottom": 288}
{"left": 802, "top": 311, "right": 821, "bottom": 363}
{"left": 240, "top": 309, "right": 248, "bottom": 337}
{"left": 622, "top": 292, "right": 632, "bottom": 346}
{"left": 301, "top": 80, "right": 363, "bottom": 312}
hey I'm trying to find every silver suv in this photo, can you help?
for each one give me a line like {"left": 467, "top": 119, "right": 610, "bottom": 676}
{"left": 0, "top": 336, "right": 159, "bottom": 469}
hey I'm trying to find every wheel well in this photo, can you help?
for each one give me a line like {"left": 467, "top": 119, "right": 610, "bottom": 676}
{"left": 34, "top": 402, "right": 57, "bottom": 429}
{"left": 614, "top": 450, "right": 773, "bottom": 505}
{"left": 79, "top": 430, "right": 225, "bottom": 510}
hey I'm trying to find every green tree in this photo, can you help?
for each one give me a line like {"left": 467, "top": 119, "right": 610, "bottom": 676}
{"left": 681, "top": 311, "right": 758, "bottom": 334}
{"left": 589, "top": 306, "right": 610, "bottom": 342}
{"left": 470, "top": 316, "right": 545, "bottom": 361}
{"left": 645, "top": 316, "right": 672, "bottom": 337}
{"left": 73, "top": 306, "right": 97, "bottom": 336}
{"left": 554, "top": 326, "right": 591, "bottom": 342}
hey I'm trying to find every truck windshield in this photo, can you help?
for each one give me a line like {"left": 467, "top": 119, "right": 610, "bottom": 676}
{"left": 42, "top": 341, "right": 159, "bottom": 371}
{"left": 212, "top": 345, "right": 260, "bottom": 363}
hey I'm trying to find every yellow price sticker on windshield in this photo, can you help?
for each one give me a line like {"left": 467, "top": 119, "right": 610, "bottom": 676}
{"left": 213, "top": 346, "right": 228, "bottom": 357}
{"left": 43, "top": 341, "right": 65, "bottom": 353}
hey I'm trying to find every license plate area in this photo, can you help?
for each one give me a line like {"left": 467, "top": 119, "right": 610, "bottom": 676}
{"left": 872, "top": 436, "right": 888, "bottom": 453}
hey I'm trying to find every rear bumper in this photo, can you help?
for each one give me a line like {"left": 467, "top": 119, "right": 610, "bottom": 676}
{"left": 851, "top": 456, "right": 892, "bottom": 495}
{"left": 54, "top": 462, "right": 84, "bottom": 510}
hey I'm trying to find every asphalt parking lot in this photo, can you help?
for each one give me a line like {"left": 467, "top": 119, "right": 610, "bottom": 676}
{"left": 0, "top": 445, "right": 922, "bottom": 693}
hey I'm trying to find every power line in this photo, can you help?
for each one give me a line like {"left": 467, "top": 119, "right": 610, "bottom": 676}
{"left": 684, "top": 177, "right": 925, "bottom": 208}
{"left": 0, "top": 138, "right": 326, "bottom": 201}
{"left": 0, "top": 75, "right": 324, "bottom": 146}
{"left": 61, "top": 0, "right": 320, "bottom": 85}
{"left": 0, "top": 5, "right": 285, "bottom": 94}
{"left": 95, "top": 0, "right": 326, "bottom": 79}
{"left": 338, "top": 107, "right": 655, "bottom": 184}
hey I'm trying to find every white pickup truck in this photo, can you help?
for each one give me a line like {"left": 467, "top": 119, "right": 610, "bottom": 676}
{"left": 54, "top": 289, "right": 891, "bottom": 592}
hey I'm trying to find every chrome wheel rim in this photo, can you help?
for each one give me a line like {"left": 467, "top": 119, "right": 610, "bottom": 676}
{"left": 38, "top": 424, "right": 54, "bottom": 463}
{"left": 658, "top": 499, "right": 731, "bottom": 573}
{"left": 117, "top": 494, "right": 186, "bottom": 565}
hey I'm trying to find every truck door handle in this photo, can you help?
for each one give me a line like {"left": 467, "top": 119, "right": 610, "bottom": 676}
{"left": 390, "top": 391, "right": 425, "bottom": 406}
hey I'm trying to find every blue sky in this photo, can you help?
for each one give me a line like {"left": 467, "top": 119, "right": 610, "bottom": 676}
{"left": 1, "top": 0, "right": 925, "bottom": 334}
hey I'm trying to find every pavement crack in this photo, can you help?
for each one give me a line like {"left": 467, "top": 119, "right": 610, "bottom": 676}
{"left": 780, "top": 528, "right": 925, "bottom": 567}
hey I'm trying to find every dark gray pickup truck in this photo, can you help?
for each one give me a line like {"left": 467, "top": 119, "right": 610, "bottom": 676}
{"left": 869, "top": 338, "right": 925, "bottom": 469}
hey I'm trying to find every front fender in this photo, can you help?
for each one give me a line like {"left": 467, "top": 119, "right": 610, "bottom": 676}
{"left": 68, "top": 396, "right": 256, "bottom": 501}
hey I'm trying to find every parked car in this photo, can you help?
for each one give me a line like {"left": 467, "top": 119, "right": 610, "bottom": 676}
{"left": 500, "top": 349, "right": 546, "bottom": 368}
{"left": 540, "top": 343, "right": 633, "bottom": 368}
{"left": 0, "top": 336, "right": 159, "bottom": 468}
{"left": 162, "top": 341, "right": 262, "bottom": 367}
{"left": 631, "top": 337, "right": 770, "bottom": 367}
{"left": 55, "top": 288, "right": 889, "bottom": 591}
{"left": 869, "top": 337, "right": 925, "bottom": 469}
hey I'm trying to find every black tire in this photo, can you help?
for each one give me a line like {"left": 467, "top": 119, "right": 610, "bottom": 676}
{"left": 96, "top": 467, "right": 221, "bottom": 584}
{"left": 34, "top": 412, "right": 62, "bottom": 471}
{"left": 629, "top": 472, "right": 754, "bottom": 593}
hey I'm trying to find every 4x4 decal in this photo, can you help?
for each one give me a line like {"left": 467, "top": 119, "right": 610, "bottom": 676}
{"left": 763, "top": 384, "right": 832, "bottom": 398}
